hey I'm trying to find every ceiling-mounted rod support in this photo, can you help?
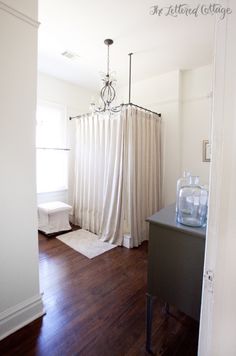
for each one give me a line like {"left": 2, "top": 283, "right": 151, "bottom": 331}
{"left": 128, "top": 53, "right": 133, "bottom": 104}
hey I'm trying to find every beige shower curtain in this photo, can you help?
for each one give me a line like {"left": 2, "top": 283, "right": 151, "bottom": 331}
{"left": 123, "top": 106, "right": 162, "bottom": 246}
{"left": 73, "top": 106, "right": 162, "bottom": 246}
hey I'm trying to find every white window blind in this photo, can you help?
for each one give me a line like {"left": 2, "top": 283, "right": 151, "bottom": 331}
{"left": 36, "top": 103, "right": 68, "bottom": 193}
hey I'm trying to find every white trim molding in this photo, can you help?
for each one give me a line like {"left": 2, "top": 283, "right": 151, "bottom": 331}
{"left": 198, "top": 13, "right": 227, "bottom": 356}
{"left": 0, "top": 1, "right": 40, "bottom": 28}
{"left": 0, "top": 294, "right": 45, "bottom": 341}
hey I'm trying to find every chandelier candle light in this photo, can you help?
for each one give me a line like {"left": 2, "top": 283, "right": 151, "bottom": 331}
{"left": 69, "top": 39, "right": 161, "bottom": 120}
{"left": 91, "top": 39, "right": 121, "bottom": 113}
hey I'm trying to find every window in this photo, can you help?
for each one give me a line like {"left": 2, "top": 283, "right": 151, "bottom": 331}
{"left": 36, "top": 102, "right": 68, "bottom": 193}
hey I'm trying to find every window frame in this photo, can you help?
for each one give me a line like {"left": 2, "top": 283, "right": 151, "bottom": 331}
{"left": 36, "top": 100, "right": 69, "bottom": 193}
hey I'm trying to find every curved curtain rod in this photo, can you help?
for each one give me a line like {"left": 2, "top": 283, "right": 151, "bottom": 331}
{"left": 36, "top": 147, "right": 70, "bottom": 151}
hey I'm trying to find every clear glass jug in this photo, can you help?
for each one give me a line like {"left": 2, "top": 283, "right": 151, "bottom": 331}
{"left": 176, "top": 170, "right": 191, "bottom": 213}
{"left": 177, "top": 176, "right": 208, "bottom": 227}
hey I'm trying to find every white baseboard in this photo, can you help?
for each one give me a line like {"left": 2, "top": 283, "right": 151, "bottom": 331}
{"left": 0, "top": 294, "right": 45, "bottom": 341}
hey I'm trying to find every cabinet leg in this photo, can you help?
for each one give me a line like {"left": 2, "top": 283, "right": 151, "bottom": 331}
{"left": 164, "top": 302, "right": 170, "bottom": 315}
{"left": 146, "top": 293, "right": 154, "bottom": 354}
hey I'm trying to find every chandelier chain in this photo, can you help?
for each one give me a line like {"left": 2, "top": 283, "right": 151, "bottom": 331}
{"left": 107, "top": 44, "right": 110, "bottom": 76}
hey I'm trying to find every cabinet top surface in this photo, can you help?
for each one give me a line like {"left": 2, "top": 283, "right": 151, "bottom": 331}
{"left": 147, "top": 204, "right": 206, "bottom": 238}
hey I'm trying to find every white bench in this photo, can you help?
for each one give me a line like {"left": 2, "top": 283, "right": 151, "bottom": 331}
{"left": 38, "top": 201, "right": 72, "bottom": 234}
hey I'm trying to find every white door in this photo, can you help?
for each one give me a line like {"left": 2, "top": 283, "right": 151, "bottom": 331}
{"left": 198, "top": 2, "right": 236, "bottom": 355}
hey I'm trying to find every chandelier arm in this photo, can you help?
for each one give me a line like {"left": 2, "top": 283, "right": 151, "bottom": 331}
{"left": 107, "top": 86, "right": 113, "bottom": 103}
{"left": 101, "top": 86, "right": 106, "bottom": 99}
{"left": 110, "top": 86, "right": 115, "bottom": 102}
{"left": 101, "top": 83, "right": 116, "bottom": 104}
{"left": 101, "top": 86, "right": 109, "bottom": 110}
{"left": 111, "top": 86, "right": 116, "bottom": 101}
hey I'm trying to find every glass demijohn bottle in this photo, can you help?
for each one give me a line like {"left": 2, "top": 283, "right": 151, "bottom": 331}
{"left": 177, "top": 176, "right": 208, "bottom": 227}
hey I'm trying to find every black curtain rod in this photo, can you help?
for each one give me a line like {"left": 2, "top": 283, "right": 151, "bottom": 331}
{"left": 36, "top": 147, "right": 70, "bottom": 151}
{"left": 69, "top": 103, "right": 161, "bottom": 120}
{"left": 125, "top": 103, "right": 161, "bottom": 117}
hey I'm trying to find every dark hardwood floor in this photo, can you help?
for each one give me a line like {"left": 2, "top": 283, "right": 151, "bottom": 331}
{"left": 0, "top": 230, "right": 199, "bottom": 355}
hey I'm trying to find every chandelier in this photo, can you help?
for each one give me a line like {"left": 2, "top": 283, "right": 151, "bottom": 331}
{"left": 91, "top": 39, "right": 121, "bottom": 113}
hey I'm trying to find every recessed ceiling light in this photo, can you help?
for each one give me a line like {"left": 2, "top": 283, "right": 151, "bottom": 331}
{"left": 61, "top": 51, "right": 80, "bottom": 60}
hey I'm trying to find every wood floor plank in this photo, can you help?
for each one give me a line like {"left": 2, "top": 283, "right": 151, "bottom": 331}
{"left": 0, "top": 231, "right": 199, "bottom": 355}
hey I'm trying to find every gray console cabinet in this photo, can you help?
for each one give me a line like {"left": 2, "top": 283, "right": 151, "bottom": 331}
{"left": 146, "top": 204, "right": 206, "bottom": 352}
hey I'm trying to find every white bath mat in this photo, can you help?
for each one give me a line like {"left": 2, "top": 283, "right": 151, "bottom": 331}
{"left": 56, "top": 229, "right": 117, "bottom": 259}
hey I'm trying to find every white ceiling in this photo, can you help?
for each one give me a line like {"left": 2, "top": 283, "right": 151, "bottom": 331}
{"left": 38, "top": 0, "right": 215, "bottom": 90}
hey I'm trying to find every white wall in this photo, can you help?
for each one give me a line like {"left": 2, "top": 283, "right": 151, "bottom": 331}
{"left": 118, "top": 70, "right": 182, "bottom": 206}
{"left": 0, "top": 0, "right": 44, "bottom": 340}
{"left": 181, "top": 65, "right": 212, "bottom": 185}
{"left": 37, "top": 73, "right": 96, "bottom": 206}
{"left": 118, "top": 66, "right": 212, "bottom": 206}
